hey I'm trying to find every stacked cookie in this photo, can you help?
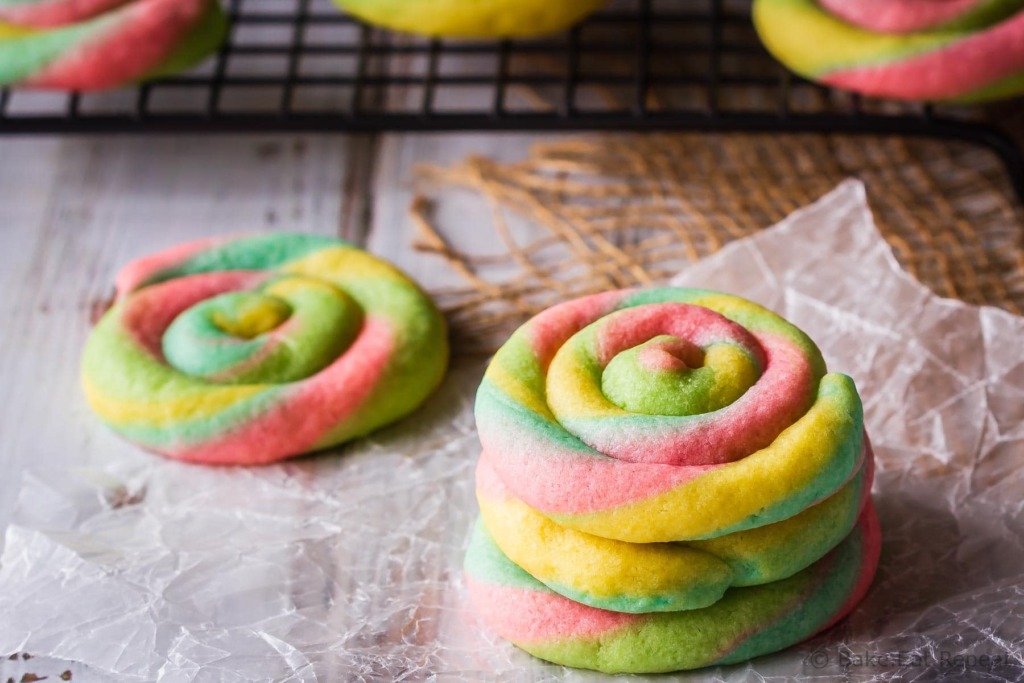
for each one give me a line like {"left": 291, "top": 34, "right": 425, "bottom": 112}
{"left": 465, "top": 288, "right": 880, "bottom": 674}
{"left": 0, "top": 0, "right": 227, "bottom": 90}
{"left": 754, "top": 0, "right": 1024, "bottom": 102}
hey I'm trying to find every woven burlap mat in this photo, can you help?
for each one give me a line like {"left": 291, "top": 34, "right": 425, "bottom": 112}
{"left": 411, "top": 133, "right": 1024, "bottom": 354}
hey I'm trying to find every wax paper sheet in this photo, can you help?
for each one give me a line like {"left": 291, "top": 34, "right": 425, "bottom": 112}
{"left": 1, "top": 180, "right": 1022, "bottom": 682}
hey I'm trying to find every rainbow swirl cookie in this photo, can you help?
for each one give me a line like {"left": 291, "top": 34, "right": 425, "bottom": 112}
{"left": 82, "top": 233, "right": 449, "bottom": 465}
{"left": 477, "top": 445, "right": 874, "bottom": 614}
{"left": 331, "top": 0, "right": 606, "bottom": 38}
{"left": 466, "top": 503, "right": 880, "bottom": 674}
{"left": 753, "top": 0, "right": 1024, "bottom": 102}
{"left": 476, "top": 288, "right": 864, "bottom": 544}
{"left": 0, "top": 0, "right": 226, "bottom": 90}
{"left": 467, "top": 288, "right": 878, "bottom": 671}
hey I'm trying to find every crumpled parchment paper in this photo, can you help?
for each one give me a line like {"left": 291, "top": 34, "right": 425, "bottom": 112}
{"left": 0, "top": 180, "right": 1022, "bottom": 682}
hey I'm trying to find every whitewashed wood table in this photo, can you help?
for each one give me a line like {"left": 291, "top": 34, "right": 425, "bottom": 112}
{"left": 0, "top": 131, "right": 544, "bottom": 682}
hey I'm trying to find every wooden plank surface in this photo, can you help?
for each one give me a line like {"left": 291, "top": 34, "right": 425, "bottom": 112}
{"left": 0, "top": 134, "right": 367, "bottom": 682}
{"left": 0, "top": 4, "right": 591, "bottom": 681}
{"left": 366, "top": 132, "right": 552, "bottom": 286}
{"left": 0, "top": 129, "right": 549, "bottom": 680}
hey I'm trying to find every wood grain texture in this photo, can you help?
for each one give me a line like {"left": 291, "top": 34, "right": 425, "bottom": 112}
{"left": 366, "top": 133, "right": 555, "bottom": 288}
{"left": 0, "top": 133, "right": 367, "bottom": 680}
{"left": 0, "top": 135, "right": 353, "bottom": 504}
{"left": 0, "top": 125, "right": 555, "bottom": 680}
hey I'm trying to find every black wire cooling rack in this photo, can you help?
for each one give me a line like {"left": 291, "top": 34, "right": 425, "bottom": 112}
{"left": 0, "top": 0, "right": 1021, "bottom": 199}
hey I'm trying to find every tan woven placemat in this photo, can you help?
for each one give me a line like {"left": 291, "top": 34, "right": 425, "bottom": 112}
{"left": 411, "top": 133, "right": 1024, "bottom": 354}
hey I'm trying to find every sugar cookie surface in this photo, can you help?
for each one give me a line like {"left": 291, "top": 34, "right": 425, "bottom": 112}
{"left": 82, "top": 233, "right": 449, "bottom": 465}
{"left": 0, "top": 0, "right": 226, "bottom": 90}
{"left": 477, "top": 443, "right": 874, "bottom": 613}
{"left": 331, "top": 0, "right": 605, "bottom": 38}
{"left": 468, "top": 287, "right": 878, "bottom": 672}
{"left": 466, "top": 505, "right": 881, "bottom": 674}
{"left": 754, "top": 0, "right": 1024, "bottom": 102}
{"left": 475, "top": 288, "right": 865, "bottom": 543}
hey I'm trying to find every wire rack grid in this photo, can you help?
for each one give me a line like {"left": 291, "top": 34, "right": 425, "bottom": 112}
{"left": 0, "top": 0, "right": 1020, "bottom": 200}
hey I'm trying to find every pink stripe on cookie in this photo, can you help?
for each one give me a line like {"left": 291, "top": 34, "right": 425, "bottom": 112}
{"left": 637, "top": 338, "right": 704, "bottom": 372}
{"left": 823, "top": 11, "right": 1024, "bottom": 101}
{"left": 480, "top": 446, "right": 715, "bottom": 515}
{"left": 593, "top": 303, "right": 765, "bottom": 368}
{"left": 120, "top": 271, "right": 269, "bottom": 358}
{"left": 527, "top": 291, "right": 630, "bottom": 371}
{"left": 115, "top": 235, "right": 231, "bottom": 299}
{"left": 817, "top": 503, "right": 881, "bottom": 632}
{"left": 167, "top": 315, "right": 395, "bottom": 465}
{"left": 30, "top": 0, "right": 209, "bottom": 91}
{"left": 475, "top": 452, "right": 513, "bottom": 500}
{"left": 0, "top": 0, "right": 130, "bottom": 27}
{"left": 818, "top": 0, "right": 991, "bottom": 33}
{"left": 582, "top": 330, "right": 814, "bottom": 466}
{"left": 466, "top": 576, "right": 635, "bottom": 642}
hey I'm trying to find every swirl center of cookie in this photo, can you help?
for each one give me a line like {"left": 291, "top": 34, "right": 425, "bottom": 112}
{"left": 209, "top": 293, "right": 292, "bottom": 339}
{"left": 161, "top": 274, "right": 364, "bottom": 385}
{"left": 600, "top": 335, "right": 761, "bottom": 417}
{"left": 544, "top": 302, "right": 785, "bottom": 466}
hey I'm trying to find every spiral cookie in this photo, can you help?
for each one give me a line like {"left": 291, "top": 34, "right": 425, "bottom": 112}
{"left": 475, "top": 288, "right": 864, "bottom": 544}
{"left": 331, "top": 0, "right": 606, "bottom": 38}
{"left": 753, "top": 0, "right": 1024, "bottom": 102}
{"left": 82, "top": 233, "right": 449, "bottom": 465}
{"left": 466, "top": 503, "right": 881, "bottom": 674}
{"left": 0, "top": 0, "right": 226, "bottom": 90}
{"left": 476, "top": 444, "right": 873, "bottom": 613}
